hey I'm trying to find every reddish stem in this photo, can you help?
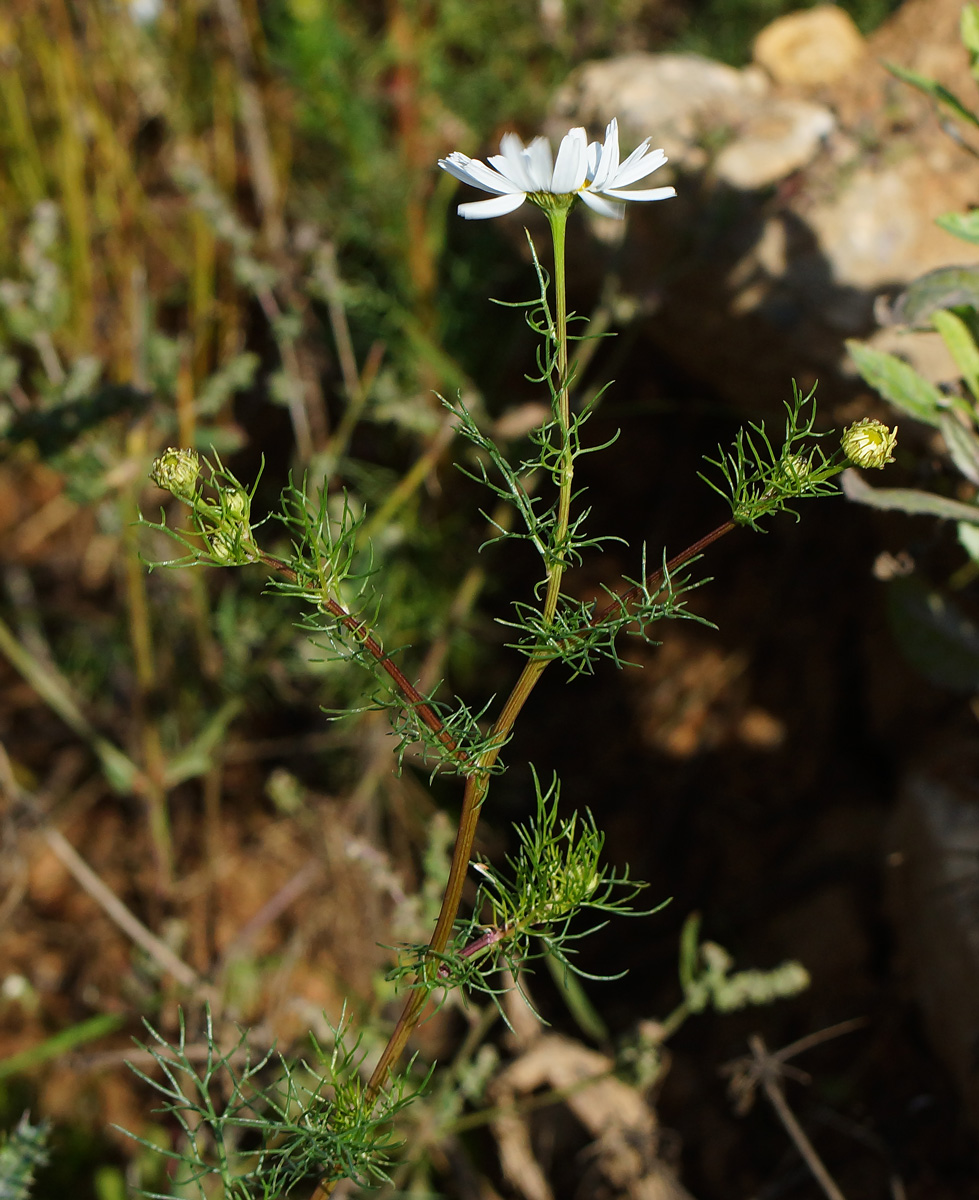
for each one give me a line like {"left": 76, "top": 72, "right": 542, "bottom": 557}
{"left": 592, "top": 519, "right": 736, "bottom": 626}
{"left": 260, "top": 553, "right": 461, "bottom": 761}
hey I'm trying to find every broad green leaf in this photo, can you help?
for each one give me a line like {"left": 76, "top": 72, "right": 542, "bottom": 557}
{"left": 936, "top": 210, "right": 979, "bottom": 245}
{"left": 939, "top": 412, "right": 979, "bottom": 485}
{"left": 932, "top": 308, "right": 979, "bottom": 403}
{"left": 845, "top": 339, "right": 945, "bottom": 427}
{"left": 890, "top": 266, "right": 979, "bottom": 325}
{"left": 887, "top": 574, "right": 979, "bottom": 691}
{"left": 842, "top": 467, "right": 979, "bottom": 522}
{"left": 887, "top": 61, "right": 979, "bottom": 129}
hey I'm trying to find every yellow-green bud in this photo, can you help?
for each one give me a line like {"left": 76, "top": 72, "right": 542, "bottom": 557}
{"left": 208, "top": 528, "right": 236, "bottom": 561}
{"left": 780, "top": 453, "right": 812, "bottom": 482}
{"left": 841, "top": 418, "right": 897, "bottom": 469}
{"left": 150, "top": 448, "right": 200, "bottom": 502}
{"left": 221, "top": 486, "right": 249, "bottom": 521}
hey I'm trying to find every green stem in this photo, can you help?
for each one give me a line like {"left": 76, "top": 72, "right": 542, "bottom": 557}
{"left": 543, "top": 205, "right": 571, "bottom": 626}
{"left": 316, "top": 209, "right": 580, "bottom": 1197}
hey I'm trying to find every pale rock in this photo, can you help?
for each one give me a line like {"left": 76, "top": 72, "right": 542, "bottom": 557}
{"left": 553, "top": 53, "right": 833, "bottom": 187}
{"left": 806, "top": 167, "right": 919, "bottom": 290}
{"left": 550, "top": 53, "right": 767, "bottom": 165}
{"left": 753, "top": 5, "right": 865, "bottom": 87}
{"left": 715, "top": 99, "right": 835, "bottom": 189}
{"left": 547, "top": 0, "right": 979, "bottom": 411}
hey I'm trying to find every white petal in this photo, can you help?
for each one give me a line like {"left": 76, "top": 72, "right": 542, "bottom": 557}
{"left": 449, "top": 154, "right": 524, "bottom": 195}
{"left": 494, "top": 132, "right": 539, "bottom": 192}
{"left": 525, "top": 136, "right": 555, "bottom": 190}
{"left": 438, "top": 154, "right": 485, "bottom": 188}
{"left": 615, "top": 137, "right": 653, "bottom": 170}
{"left": 585, "top": 140, "right": 603, "bottom": 181}
{"left": 590, "top": 118, "right": 620, "bottom": 190}
{"left": 602, "top": 185, "right": 676, "bottom": 203}
{"left": 578, "top": 189, "right": 626, "bottom": 219}
{"left": 609, "top": 145, "right": 668, "bottom": 188}
{"left": 458, "top": 192, "right": 528, "bottom": 220}
{"left": 551, "top": 127, "right": 587, "bottom": 192}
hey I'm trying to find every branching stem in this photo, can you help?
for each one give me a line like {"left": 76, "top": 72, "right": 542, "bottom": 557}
{"left": 592, "top": 517, "right": 736, "bottom": 626}
{"left": 259, "top": 551, "right": 463, "bottom": 764}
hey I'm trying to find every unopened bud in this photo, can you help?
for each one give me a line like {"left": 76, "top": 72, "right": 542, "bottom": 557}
{"left": 780, "top": 453, "right": 812, "bottom": 482}
{"left": 208, "top": 528, "right": 236, "bottom": 561}
{"left": 150, "top": 448, "right": 200, "bottom": 501}
{"left": 842, "top": 418, "right": 897, "bottom": 469}
{"left": 221, "top": 486, "right": 249, "bottom": 521}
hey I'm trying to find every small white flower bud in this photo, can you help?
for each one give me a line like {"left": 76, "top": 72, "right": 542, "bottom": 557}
{"left": 150, "top": 448, "right": 200, "bottom": 501}
{"left": 842, "top": 418, "right": 897, "bottom": 469}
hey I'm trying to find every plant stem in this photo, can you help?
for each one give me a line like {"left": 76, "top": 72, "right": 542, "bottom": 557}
{"left": 543, "top": 205, "right": 571, "bottom": 626}
{"left": 592, "top": 517, "right": 736, "bottom": 626}
{"left": 258, "top": 552, "right": 464, "bottom": 764}
{"left": 310, "top": 208, "right": 579, "bottom": 1199}
{"left": 262, "top": 214, "right": 743, "bottom": 1190}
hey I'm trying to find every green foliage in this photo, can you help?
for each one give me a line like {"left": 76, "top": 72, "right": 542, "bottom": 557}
{"left": 131, "top": 149, "right": 853, "bottom": 1186}
{"left": 392, "top": 769, "right": 659, "bottom": 1010}
{"left": 0, "top": 4, "right": 874, "bottom": 1189}
{"left": 699, "top": 383, "right": 844, "bottom": 530}
{"left": 678, "top": 914, "right": 810, "bottom": 1015}
{"left": 123, "top": 1010, "right": 423, "bottom": 1198}
{"left": 886, "top": 61, "right": 979, "bottom": 129}
{"left": 846, "top": 5, "right": 979, "bottom": 692}
{"left": 0, "top": 1114, "right": 50, "bottom": 1200}
{"left": 845, "top": 341, "right": 947, "bottom": 428}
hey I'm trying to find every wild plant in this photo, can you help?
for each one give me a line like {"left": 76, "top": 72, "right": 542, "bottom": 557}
{"left": 845, "top": 0, "right": 979, "bottom": 689}
{"left": 136, "top": 116, "right": 896, "bottom": 1197}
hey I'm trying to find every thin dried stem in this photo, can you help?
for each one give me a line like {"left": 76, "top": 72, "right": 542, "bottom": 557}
{"left": 43, "top": 828, "right": 199, "bottom": 989}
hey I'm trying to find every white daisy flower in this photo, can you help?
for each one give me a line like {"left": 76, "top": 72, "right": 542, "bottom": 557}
{"left": 438, "top": 118, "right": 675, "bottom": 221}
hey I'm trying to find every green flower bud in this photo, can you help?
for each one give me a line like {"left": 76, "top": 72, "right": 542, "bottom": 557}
{"left": 841, "top": 418, "right": 897, "bottom": 469}
{"left": 208, "top": 528, "right": 236, "bottom": 562}
{"left": 780, "top": 453, "right": 812, "bottom": 482}
{"left": 150, "top": 448, "right": 200, "bottom": 502}
{"left": 221, "top": 486, "right": 249, "bottom": 521}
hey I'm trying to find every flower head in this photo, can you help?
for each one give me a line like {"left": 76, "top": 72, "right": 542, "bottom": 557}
{"left": 438, "top": 118, "right": 675, "bottom": 221}
{"left": 150, "top": 447, "right": 200, "bottom": 502}
{"left": 842, "top": 418, "right": 898, "bottom": 469}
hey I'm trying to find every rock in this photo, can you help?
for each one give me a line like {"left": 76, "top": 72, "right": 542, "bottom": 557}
{"left": 547, "top": 0, "right": 979, "bottom": 410}
{"left": 753, "top": 5, "right": 865, "bottom": 87}
{"left": 552, "top": 52, "right": 833, "bottom": 188}
{"left": 714, "top": 99, "right": 835, "bottom": 189}
{"left": 550, "top": 53, "right": 767, "bottom": 167}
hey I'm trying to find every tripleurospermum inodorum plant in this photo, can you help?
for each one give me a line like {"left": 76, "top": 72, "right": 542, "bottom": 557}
{"left": 137, "top": 117, "right": 896, "bottom": 1197}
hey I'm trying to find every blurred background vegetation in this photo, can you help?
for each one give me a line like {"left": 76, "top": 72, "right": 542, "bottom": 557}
{"left": 0, "top": 1, "right": 914, "bottom": 1197}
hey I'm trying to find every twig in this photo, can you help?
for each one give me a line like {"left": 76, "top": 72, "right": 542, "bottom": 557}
{"left": 43, "top": 828, "right": 199, "bottom": 989}
{"left": 724, "top": 1028, "right": 866, "bottom": 1200}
